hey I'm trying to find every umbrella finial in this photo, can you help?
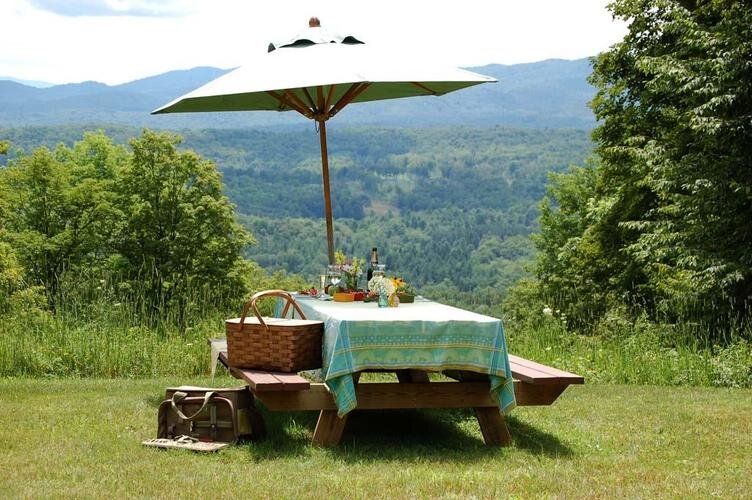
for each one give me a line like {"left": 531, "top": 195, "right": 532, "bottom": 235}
{"left": 309, "top": 17, "right": 321, "bottom": 28}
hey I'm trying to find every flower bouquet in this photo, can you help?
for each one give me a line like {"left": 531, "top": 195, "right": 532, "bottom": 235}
{"left": 330, "top": 251, "right": 365, "bottom": 301}
{"left": 334, "top": 250, "right": 365, "bottom": 291}
{"left": 367, "top": 274, "right": 396, "bottom": 307}
{"left": 391, "top": 277, "right": 416, "bottom": 303}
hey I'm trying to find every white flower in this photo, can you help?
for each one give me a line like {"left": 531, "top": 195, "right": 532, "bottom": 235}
{"left": 368, "top": 276, "right": 395, "bottom": 296}
{"left": 543, "top": 306, "right": 553, "bottom": 316}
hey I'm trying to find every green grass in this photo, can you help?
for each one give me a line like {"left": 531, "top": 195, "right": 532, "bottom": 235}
{"left": 508, "top": 319, "right": 752, "bottom": 389}
{"left": 1, "top": 378, "right": 750, "bottom": 498}
{"left": 0, "top": 312, "right": 216, "bottom": 377}
{"left": 3, "top": 309, "right": 751, "bottom": 389}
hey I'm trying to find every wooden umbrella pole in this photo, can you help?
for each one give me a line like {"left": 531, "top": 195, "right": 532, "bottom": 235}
{"left": 318, "top": 119, "right": 335, "bottom": 264}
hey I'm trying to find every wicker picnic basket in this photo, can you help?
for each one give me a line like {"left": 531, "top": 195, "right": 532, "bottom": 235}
{"left": 225, "top": 290, "right": 323, "bottom": 372}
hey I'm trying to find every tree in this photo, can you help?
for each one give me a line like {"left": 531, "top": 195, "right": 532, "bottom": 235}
{"left": 591, "top": 0, "right": 752, "bottom": 324}
{"left": 0, "top": 139, "right": 44, "bottom": 314}
{"left": 0, "top": 133, "right": 125, "bottom": 308}
{"left": 112, "top": 130, "right": 252, "bottom": 325}
{"left": 530, "top": 0, "right": 752, "bottom": 334}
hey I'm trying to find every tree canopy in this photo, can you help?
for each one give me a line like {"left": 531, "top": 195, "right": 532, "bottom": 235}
{"left": 527, "top": 0, "right": 752, "bottom": 335}
{"left": 0, "top": 130, "right": 252, "bottom": 323}
{"left": 112, "top": 130, "right": 252, "bottom": 324}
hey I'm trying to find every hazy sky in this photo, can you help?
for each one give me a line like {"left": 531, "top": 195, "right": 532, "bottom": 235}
{"left": 1, "top": 0, "right": 628, "bottom": 85}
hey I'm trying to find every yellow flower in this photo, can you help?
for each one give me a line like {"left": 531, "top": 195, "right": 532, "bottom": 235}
{"left": 390, "top": 277, "right": 409, "bottom": 292}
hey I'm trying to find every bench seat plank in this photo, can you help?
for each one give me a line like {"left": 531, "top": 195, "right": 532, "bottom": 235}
{"left": 508, "top": 354, "right": 584, "bottom": 385}
{"left": 218, "top": 351, "right": 310, "bottom": 391}
{"left": 231, "top": 367, "right": 311, "bottom": 392}
{"left": 268, "top": 372, "right": 312, "bottom": 390}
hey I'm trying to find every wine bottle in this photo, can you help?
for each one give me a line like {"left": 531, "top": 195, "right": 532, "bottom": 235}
{"left": 366, "top": 247, "right": 378, "bottom": 286}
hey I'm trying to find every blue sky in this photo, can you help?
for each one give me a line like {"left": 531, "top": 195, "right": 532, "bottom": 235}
{"left": 1, "top": 0, "right": 627, "bottom": 85}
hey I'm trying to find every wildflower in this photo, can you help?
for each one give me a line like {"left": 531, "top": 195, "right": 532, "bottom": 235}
{"left": 543, "top": 306, "right": 553, "bottom": 316}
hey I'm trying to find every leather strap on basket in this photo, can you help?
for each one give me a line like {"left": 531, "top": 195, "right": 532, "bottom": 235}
{"left": 239, "top": 289, "right": 308, "bottom": 330}
{"left": 169, "top": 394, "right": 238, "bottom": 437}
{"left": 171, "top": 391, "right": 214, "bottom": 421}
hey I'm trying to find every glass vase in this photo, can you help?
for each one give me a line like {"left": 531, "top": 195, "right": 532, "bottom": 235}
{"left": 378, "top": 291, "right": 388, "bottom": 308}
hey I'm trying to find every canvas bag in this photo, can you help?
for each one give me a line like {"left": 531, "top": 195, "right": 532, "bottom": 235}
{"left": 157, "top": 386, "right": 264, "bottom": 443}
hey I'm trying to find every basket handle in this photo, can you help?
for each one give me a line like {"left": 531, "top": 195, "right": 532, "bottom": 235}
{"left": 168, "top": 394, "right": 238, "bottom": 437}
{"left": 239, "top": 289, "right": 308, "bottom": 330}
{"left": 171, "top": 391, "right": 214, "bottom": 421}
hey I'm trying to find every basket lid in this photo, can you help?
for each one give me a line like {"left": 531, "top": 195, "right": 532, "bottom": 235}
{"left": 225, "top": 317, "right": 323, "bottom": 327}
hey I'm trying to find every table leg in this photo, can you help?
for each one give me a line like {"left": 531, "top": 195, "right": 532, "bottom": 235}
{"left": 474, "top": 407, "right": 512, "bottom": 447}
{"left": 311, "top": 372, "right": 360, "bottom": 447}
{"left": 247, "top": 396, "right": 267, "bottom": 440}
{"left": 312, "top": 410, "right": 349, "bottom": 447}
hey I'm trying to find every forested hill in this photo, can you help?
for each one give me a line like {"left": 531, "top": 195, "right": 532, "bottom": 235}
{"left": 0, "top": 59, "right": 595, "bottom": 129}
{"left": 0, "top": 125, "right": 592, "bottom": 310}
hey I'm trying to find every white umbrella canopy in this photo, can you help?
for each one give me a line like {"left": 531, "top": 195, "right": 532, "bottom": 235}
{"left": 153, "top": 18, "right": 496, "bottom": 263}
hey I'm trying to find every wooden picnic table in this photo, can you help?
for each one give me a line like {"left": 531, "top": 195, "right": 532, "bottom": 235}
{"left": 211, "top": 341, "right": 583, "bottom": 447}
{"left": 214, "top": 292, "right": 583, "bottom": 446}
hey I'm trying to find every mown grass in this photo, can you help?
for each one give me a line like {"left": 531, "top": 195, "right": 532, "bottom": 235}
{"left": 0, "top": 378, "right": 750, "bottom": 498}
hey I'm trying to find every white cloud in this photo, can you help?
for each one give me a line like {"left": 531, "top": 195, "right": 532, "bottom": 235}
{"left": 27, "top": 0, "right": 186, "bottom": 17}
{"left": 1, "top": 0, "right": 627, "bottom": 85}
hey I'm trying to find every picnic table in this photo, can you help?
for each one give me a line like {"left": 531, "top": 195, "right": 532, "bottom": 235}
{"left": 212, "top": 294, "right": 583, "bottom": 447}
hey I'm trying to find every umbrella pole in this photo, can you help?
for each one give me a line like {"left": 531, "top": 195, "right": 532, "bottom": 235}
{"left": 318, "top": 119, "right": 335, "bottom": 264}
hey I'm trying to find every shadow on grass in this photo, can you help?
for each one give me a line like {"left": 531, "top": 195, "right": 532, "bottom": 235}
{"left": 246, "top": 408, "right": 573, "bottom": 462}
{"left": 507, "top": 416, "right": 573, "bottom": 457}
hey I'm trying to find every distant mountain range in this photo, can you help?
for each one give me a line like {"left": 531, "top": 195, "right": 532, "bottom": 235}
{"left": 0, "top": 76, "right": 54, "bottom": 88}
{"left": 0, "top": 59, "right": 596, "bottom": 129}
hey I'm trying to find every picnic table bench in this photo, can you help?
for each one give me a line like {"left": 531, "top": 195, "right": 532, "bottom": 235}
{"left": 210, "top": 340, "right": 583, "bottom": 447}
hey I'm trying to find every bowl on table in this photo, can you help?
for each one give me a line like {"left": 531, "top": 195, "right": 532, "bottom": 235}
{"left": 333, "top": 292, "right": 355, "bottom": 302}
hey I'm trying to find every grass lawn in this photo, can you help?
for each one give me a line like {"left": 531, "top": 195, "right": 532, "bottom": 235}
{"left": 1, "top": 378, "right": 750, "bottom": 498}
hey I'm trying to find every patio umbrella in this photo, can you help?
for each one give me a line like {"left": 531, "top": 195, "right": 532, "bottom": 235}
{"left": 153, "top": 18, "right": 496, "bottom": 264}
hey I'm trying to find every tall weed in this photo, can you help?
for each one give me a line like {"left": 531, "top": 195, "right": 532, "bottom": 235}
{"left": 0, "top": 266, "right": 307, "bottom": 378}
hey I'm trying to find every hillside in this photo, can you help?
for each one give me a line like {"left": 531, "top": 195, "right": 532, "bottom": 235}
{"left": 0, "top": 125, "right": 592, "bottom": 310}
{"left": 0, "top": 59, "right": 595, "bottom": 129}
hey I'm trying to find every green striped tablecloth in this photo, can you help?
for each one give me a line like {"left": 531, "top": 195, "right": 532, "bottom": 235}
{"left": 279, "top": 295, "right": 516, "bottom": 417}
